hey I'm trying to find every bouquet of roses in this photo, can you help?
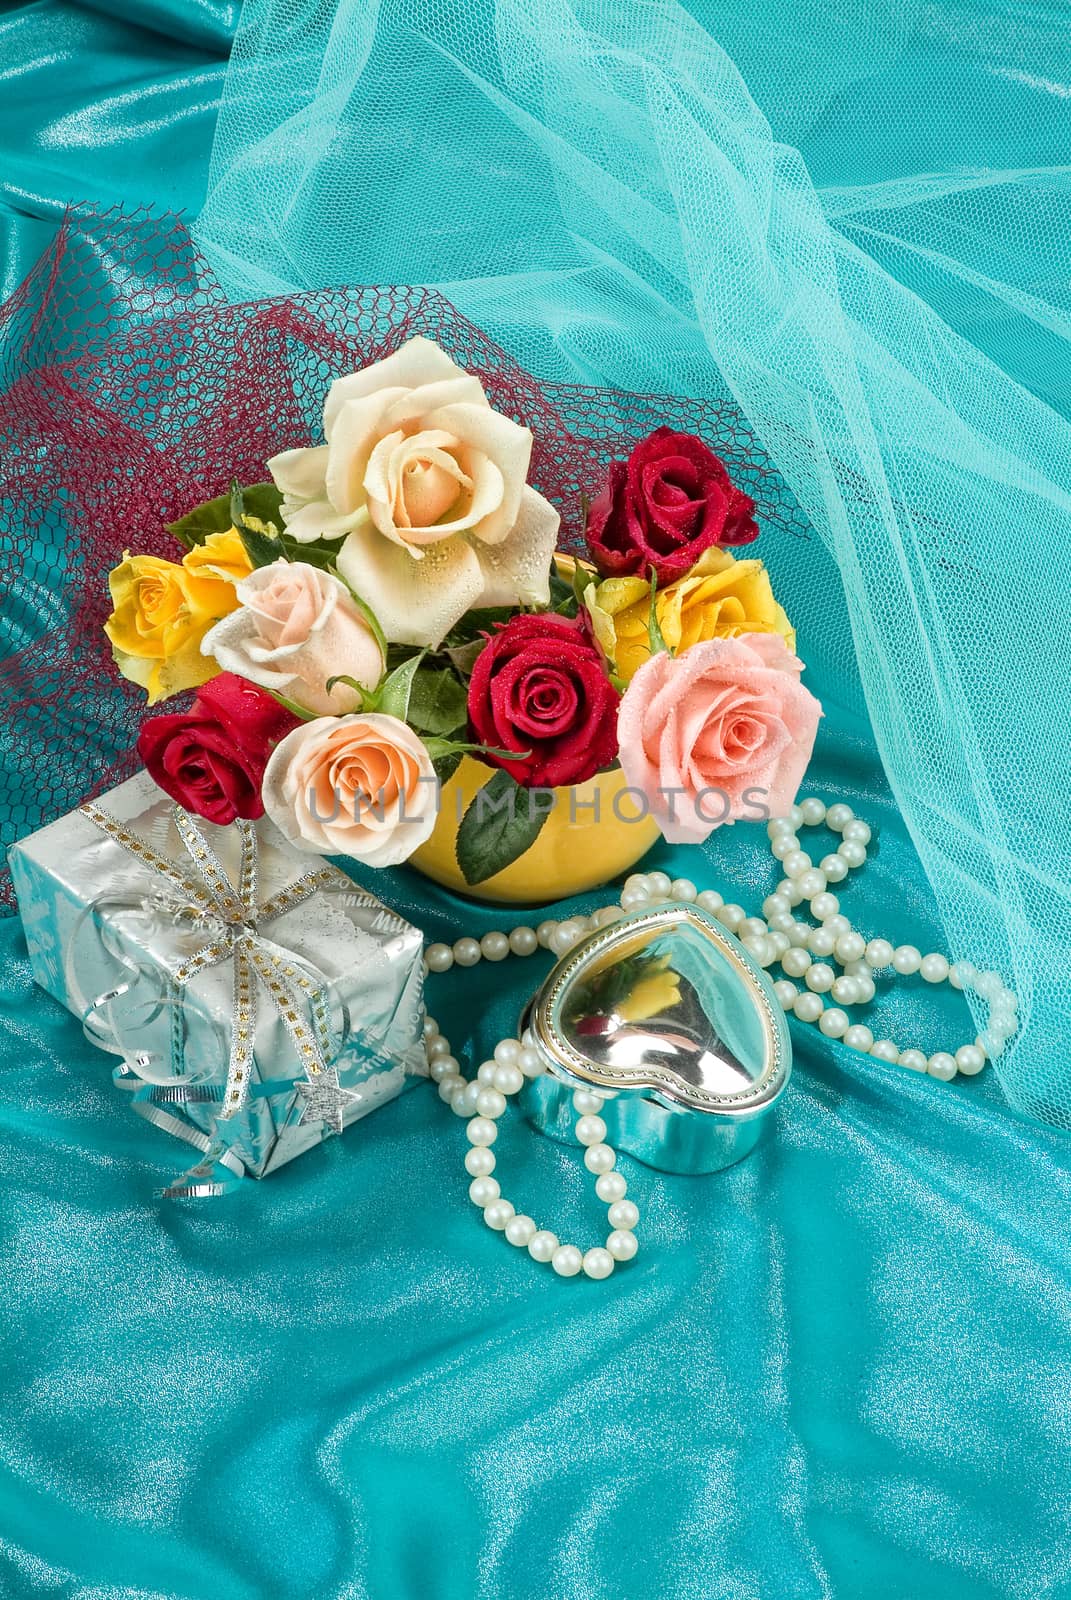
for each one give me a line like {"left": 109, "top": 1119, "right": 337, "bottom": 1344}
{"left": 105, "top": 336, "right": 820, "bottom": 885}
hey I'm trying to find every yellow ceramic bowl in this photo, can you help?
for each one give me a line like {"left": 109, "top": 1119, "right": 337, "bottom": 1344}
{"left": 409, "top": 756, "right": 661, "bottom": 905}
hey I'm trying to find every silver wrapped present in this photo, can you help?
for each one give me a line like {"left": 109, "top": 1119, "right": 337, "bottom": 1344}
{"left": 8, "top": 771, "right": 426, "bottom": 1194}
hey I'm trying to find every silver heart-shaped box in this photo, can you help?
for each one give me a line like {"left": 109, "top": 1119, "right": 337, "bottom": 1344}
{"left": 520, "top": 901, "right": 792, "bottom": 1174}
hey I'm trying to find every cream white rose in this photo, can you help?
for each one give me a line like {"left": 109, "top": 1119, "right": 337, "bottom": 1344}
{"left": 200, "top": 561, "right": 383, "bottom": 716}
{"left": 261, "top": 714, "right": 438, "bottom": 867}
{"left": 267, "top": 336, "right": 559, "bottom": 647}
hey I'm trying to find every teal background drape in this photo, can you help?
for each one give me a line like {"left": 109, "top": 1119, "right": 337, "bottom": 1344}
{"left": 1, "top": 5, "right": 1070, "bottom": 1598}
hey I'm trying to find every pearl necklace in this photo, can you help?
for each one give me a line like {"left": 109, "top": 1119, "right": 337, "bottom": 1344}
{"left": 421, "top": 796, "right": 1018, "bottom": 1279}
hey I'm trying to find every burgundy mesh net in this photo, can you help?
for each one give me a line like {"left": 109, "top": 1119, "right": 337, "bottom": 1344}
{"left": 0, "top": 207, "right": 809, "bottom": 903}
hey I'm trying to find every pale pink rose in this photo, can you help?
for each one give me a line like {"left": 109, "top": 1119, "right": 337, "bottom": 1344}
{"left": 617, "top": 633, "right": 821, "bottom": 844}
{"left": 201, "top": 561, "right": 383, "bottom": 716}
{"left": 261, "top": 713, "right": 437, "bottom": 866}
{"left": 267, "top": 336, "right": 559, "bottom": 647}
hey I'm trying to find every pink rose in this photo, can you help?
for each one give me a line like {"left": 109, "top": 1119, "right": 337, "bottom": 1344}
{"left": 137, "top": 673, "right": 299, "bottom": 825}
{"left": 588, "top": 428, "right": 759, "bottom": 585}
{"left": 261, "top": 713, "right": 437, "bottom": 866}
{"left": 200, "top": 560, "right": 383, "bottom": 716}
{"left": 617, "top": 634, "right": 820, "bottom": 843}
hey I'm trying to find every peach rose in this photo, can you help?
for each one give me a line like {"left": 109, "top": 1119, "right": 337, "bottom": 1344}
{"left": 200, "top": 560, "right": 383, "bottom": 716}
{"left": 261, "top": 714, "right": 437, "bottom": 866}
{"left": 267, "top": 336, "right": 559, "bottom": 647}
{"left": 617, "top": 633, "right": 821, "bottom": 844}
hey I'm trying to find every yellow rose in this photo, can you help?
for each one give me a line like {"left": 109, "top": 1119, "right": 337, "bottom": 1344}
{"left": 181, "top": 525, "right": 255, "bottom": 587}
{"left": 587, "top": 547, "right": 796, "bottom": 681}
{"left": 105, "top": 534, "right": 250, "bottom": 704}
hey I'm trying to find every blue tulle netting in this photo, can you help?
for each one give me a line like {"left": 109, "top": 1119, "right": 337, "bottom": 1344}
{"left": 3, "top": 0, "right": 1071, "bottom": 1129}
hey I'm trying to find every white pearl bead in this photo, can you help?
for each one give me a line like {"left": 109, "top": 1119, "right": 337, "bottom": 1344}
{"left": 527, "top": 1230, "right": 559, "bottom": 1263}
{"left": 608, "top": 1199, "right": 640, "bottom": 1230}
{"left": 437, "top": 1075, "right": 463, "bottom": 1102}
{"left": 594, "top": 905, "right": 624, "bottom": 927}
{"left": 584, "top": 1143, "right": 616, "bottom": 1174}
{"left": 518, "top": 1046, "right": 544, "bottom": 1078}
{"left": 536, "top": 920, "right": 558, "bottom": 948}
{"left": 898, "top": 1049, "right": 928, "bottom": 1073}
{"left": 831, "top": 976, "right": 860, "bottom": 1005}
{"left": 476, "top": 1087, "right": 506, "bottom": 1120}
{"left": 825, "top": 803, "right": 854, "bottom": 831}
{"left": 805, "top": 963, "right": 835, "bottom": 993}
{"left": 819, "top": 854, "right": 849, "bottom": 884}
{"left": 582, "top": 1248, "right": 615, "bottom": 1280}
{"left": 494, "top": 1039, "right": 521, "bottom": 1067}
{"left": 948, "top": 962, "right": 975, "bottom": 991}
{"left": 787, "top": 805, "right": 804, "bottom": 829}
{"left": 843, "top": 1024, "right": 874, "bottom": 1053}
{"left": 551, "top": 1245, "right": 583, "bottom": 1277}
{"left": 465, "top": 1146, "right": 496, "bottom": 1177}
{"left": 606, "top": 1229, "right": 639, "bottom": 1262}
{"left": 977, "top": 1030, "right": 1004, "bottom": 1058}
{"left": 793, "top": 992, "right": 824, "bottom": 1023}
{"left": 768, "top": 932, "right": 791, "bottom": 958}
{"left": 976, "top": 970, "right": 1003, "bottom": 1001}
{"left": 870, "top": 1039, "right": 899, "bottom": 1063}
{"left": 955, "top": 1045, "right": 985, "bottom": 1075}
{"left": 838, "top": 840, "right": 868, "bottom": 868}
{"left": 920, "top": 953, "right": 949, "bottom": 984}
{"left": 771, "top": 834, "right": 801, "bottom": 861}
{"left": 505, "top": 1214, "right": 537, "bottom": 1247}
{"left": 819, "top": 1008, "right": 849, "bottom": 1038}
{"left": 892, "top": 944, "right": 922, "bottom": 975}
{"left": 774, "top": 980, "right": 797, "bottom": 1009}
{"left": 550, "top": 923, "right": 580, "bottom": 955}
{"left": 647, "top": 871, "right": 672, "bottom": 898}
{"left": 428, "top": 1055, "right": 458, "bottom": 1084}
{"left": 928, "top": 1052, "right": 958, "bottom": 1081}
{"left": 809, "top": 892, "right": 840, "bottom": 921}
{"left": 575, "top": 1114, "right": 607, "bottom": 1147}
{"left": 834, "top": 932, "right": 866, "bottom": 963}
{"left": 423, "top": 1016, "right": 440, "bottom": 1041}
{"left": 425, "top": 942, "right": 454, "bottom": 973}
{"left": 763, "top": 894, "right": 792, "bottom": 920}
{"left": 823, "top": 914, "right": 852, "bottom": 938}
{"left": 468, "top": 1176, "right": 500, "bottom": 1207}
{"left": 796, "top": 870, "right": 827, "bottom": 900}
{"left": 426, "top": 1035, "right": 451, "bottom": 1059}
{"left": 619, "top": 888, "right": 649, "bottom": 913}
{"left": 480, "top": 931, "right": 509, "bottom": 962}
{"left": 799, "top": 797, "right": 827, "bottom": 826}
{"left": 767, "top": 911, "right": 796, "bottom": 935}
{"left": 741, "top": 916, "right": 768, "bottom": 940}
{"left": 807, "top": 925, "right": 837, "bottom": 958}
{"left": 767, "top": 816, "right": 795, "bottom": 839}
{"left": 783, "top": 851, "right": 813, "bottom": 879}
{"left": 669, "top": 877, "right": 697, "bottom": 902}
{"left": 493, "top": 1063, "right": 524, "bottom": 1096}
{"left": 572, "top": 1089, "right": 604, "bottom": 1115}
{"left": 453, "top": 1082, "right": 481, "bottom": 1117}
{"left": 453, "top": 937, "right": 482, "bottom": 967}
{"left": 483, "top": 1199, "right": 515, "bottom": 1231}
{"left": 477, "top": 1060, "right": 499, "bottom": 1084}
{"left": 696, "top": 889, "right": 724, "bottom": 913}
{"left": 742, "top": 935, "right": 773, "bottom": 967}
{"left": 841, "top": 819, "right": 871, "bottom": 845}
{"left": 716, "top": 903, "right": 746, "bottom": 932}
{"left": 777, "top": 878, "right": 804, "bottom": 906}
{"left": 781, "top": 947, "right": 812, "bottom": 979}
{"left": 622, "top": 873, "right": 651, "bottom": 898}
{"left": 466, "top": 1117, "right": 498, "bottom": 1146}
{"left": 865, "top": 939, "right": 894, "bottom": 969}
{"left": 508, "top": 925, "right": 538, "bottom": 956}
{"left": 853, "top": 976, "right": 876, "bottom": 1004}
{"left": 595, "top": 1171, "right": 627, "bottom": 1203}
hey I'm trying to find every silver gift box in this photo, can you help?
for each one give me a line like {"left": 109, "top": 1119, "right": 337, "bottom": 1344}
{"left": 8, "top": 771, "right": 427, "bottom": 1180}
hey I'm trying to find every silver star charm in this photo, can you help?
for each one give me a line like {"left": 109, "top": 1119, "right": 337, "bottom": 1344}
{"left": 296, "top": 1068, "right": 357, "bottom": 1135}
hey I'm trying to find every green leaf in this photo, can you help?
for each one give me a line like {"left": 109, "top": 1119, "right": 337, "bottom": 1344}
{"left": 374, "top": 651, "right": 425, "bottom": 720}
{"left": 547, "top": 563, "right": 578, "bottom": 616}
{"left": 455, "top": 769, "right": 551, "bottom": 886}
{"left": 324, "top": 674, "right": 370, "bottom": 711}
{"left": 264, "top": 688, "right": 318, "bottom": 722}
{"left": 442, "top": 606, "right": 513, "bottom": 646}
{"left": 407, "top": 668, "right": 469, "bottom": 735}
{"left": 430, "top": 749, "right": 463, "bottom": 789}
{"left": 236, "top": 519, "right": 287, "bottom": 570}
{"left": 444, "top": 637, "right": 487, "bottom": 678}
{"left": 647, "top": 565, "right": 671, "bottom": 658}
{"left": 572, "top": 560, "right": 596, "bottom": 607}
{"left": 166, "top": 483, "right": 286, "bottom": 551}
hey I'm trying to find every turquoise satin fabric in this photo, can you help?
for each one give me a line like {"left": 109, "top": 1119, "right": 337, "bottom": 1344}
{"left": 2, "top": 4, "right": 1071, "bottom": 1598}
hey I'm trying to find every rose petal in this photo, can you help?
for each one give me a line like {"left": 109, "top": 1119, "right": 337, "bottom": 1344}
{"left": 323, "top": 337, "right": 468, "bottom": 435}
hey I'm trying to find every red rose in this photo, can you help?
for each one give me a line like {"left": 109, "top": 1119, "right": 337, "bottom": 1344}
{"left": 137, "top": 673, "right": 299, "bottom": 825}
{"left": 468, "top": 614, "right": 619, "bottom": 788}
{"left": 587, "top": 428, "right": 758, "bottom": 584}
